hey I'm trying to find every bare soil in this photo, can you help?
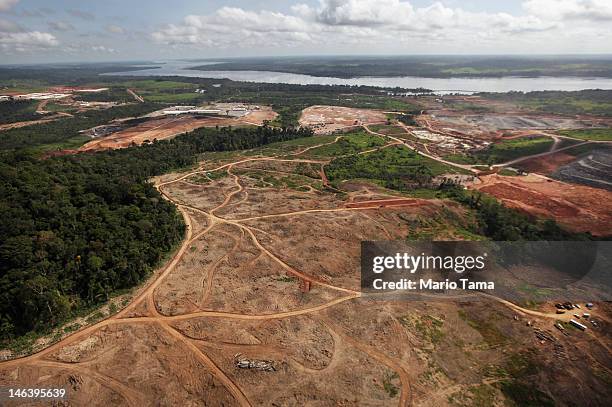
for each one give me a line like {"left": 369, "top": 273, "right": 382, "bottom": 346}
{"left": 79, "top": 107, "right": 277, "bottom": 152}
{"left": 472, "top": 174, "right": 612, "bottom": 236}
{"left": 299, "top": 105, "right": 387, "bottom": 134}
{"left": 517, "top": 151, "right": 578, "bottom": 174}
{"left": 1, "top": 115, "right": 610, "bottom": 407}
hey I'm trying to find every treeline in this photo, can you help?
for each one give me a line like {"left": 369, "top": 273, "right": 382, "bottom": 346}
{"left": 76, "top": 87, "right": 134, "bottom": 103}
{"left": 113, "top": 76, "right": 423, "bottom": 126}
{"left": 0, "top": 103, "right": 160, "bottom": 151}
{"left": 0, "top": 125, "right": 313, "bottom": 342}
{"left": 189, "top": 56, "right": 612, "bottom": 79}
{"left": 394, "top": 113, "right": 417, "bottom": 126}
{"left": 438, "top": 183, "right": 592, "bottom": 241}
{"left": 0, "top": 100, "right": 41, "bottom": 125}
{"left": 0, "top": 63, "right": 155, "bottom": 84}
{"left": 325, "top": 147, "right": 593, "bottom": 240}
{"left": 483, "top": 90, "right": 612, "bottom": 117}
{"left": 0, "top": 156, "right": 185, "bottom": 341}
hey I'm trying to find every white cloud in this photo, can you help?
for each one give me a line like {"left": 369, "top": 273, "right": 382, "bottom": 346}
{"left": 523, "top": 0, "right": 612, "bottom": 21}
{"left": 48, "top": 21, "right": 74, "bottom": 32}
{"left": 313, "top": 0, "right": 414, "bottom": 26}
{"left": 0, "top": 8, "right": 59, "bottom": 53}
{"left": 153, "top": 6, "right": 316, "bottom": 48}
{"left": 151, "top": 0, "right": 573, "bottom": 52}
{"left": 91, "top": 45, "right": 116, "bottom": 53}
{"left": 0, "top": 0, "right": 19, "bottom": 13}
{"left": 0, "top": 31, "right": 58, "bottom": 53}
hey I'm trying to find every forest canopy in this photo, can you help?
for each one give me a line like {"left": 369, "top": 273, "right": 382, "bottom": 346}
{"left": 0, "top": 125, "right": 313, "bottom": 342}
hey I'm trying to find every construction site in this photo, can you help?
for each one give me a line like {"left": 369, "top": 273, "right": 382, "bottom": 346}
{"left": 1, "top": 114, "right": 611, "bottom": 405}
{"left": 299, "top": 105, "right": 388, "bottom": 134}
{"left": 1, "top": 81, "right": 611, "bottom": 405}
{"left": 78, "top": 103, "right": 277, "bottom": 152}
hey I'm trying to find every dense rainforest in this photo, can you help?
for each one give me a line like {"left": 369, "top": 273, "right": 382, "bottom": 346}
{"left": 0, "top": 100, "right": 41, "bottom": 125}
{"left": 190, "top": 56, "right": 612, "bottom": 79}
{"left": 438, "top": 183, "right": 592, "bottom": 241}
{"left": 0, "top": 125, "right": 313, "bottom": 342}
{"left": 0, "top": 102, "right": 161, "bottom": 151}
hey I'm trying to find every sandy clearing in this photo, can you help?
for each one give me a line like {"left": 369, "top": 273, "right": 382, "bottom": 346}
{"left": 299, "top": 105, "right": 387, "bottom": 134}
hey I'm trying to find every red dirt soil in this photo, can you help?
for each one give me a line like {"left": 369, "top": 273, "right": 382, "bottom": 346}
{"left": 472, "top": 174, "right": 612, "bottom": 236}
{"left": 345, "top": 198, "right": 424, "bottom": 209}
{"left": 516, "top": 152, "right": 577, "bottom": 174}
{"left": 79, "top": 109, "right": 277, "bottom": 152}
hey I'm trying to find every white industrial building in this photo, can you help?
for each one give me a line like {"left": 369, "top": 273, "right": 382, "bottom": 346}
{"left": 162, "top": 106, "right": 222, "bottom": 115}
{"left": 12, "top": 92, "right": 71, "bottom": 100}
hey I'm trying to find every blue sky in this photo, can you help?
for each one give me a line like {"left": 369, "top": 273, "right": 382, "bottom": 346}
{"left": 1, "top": 0, "right": 611, "bottom": 63}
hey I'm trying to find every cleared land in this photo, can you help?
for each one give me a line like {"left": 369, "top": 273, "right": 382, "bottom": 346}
{"left": 445, "top": 136, "right": 554, "bottom": 165}
{"left": 434, "top": 114, "right": 589, "bottom": 132}
{"left": 1, "top": 130, "right": 611, "bottom": 406}
{"left": 2, "top": 86, "right": 611, "bottom": 407}
{"left": 553, "top": 149, "right": 612, "bottom": 190}
{"left": 472, "top": 173, "right": 612, "bottom": 236}
{"left": 299, "top": 105, "right": 387, "bottom": 134}
{"left": 79, "top": 107, "right": 277, "bottom": 152}
{"left": 418, "top": 95, "right": 612, "bottom": 141}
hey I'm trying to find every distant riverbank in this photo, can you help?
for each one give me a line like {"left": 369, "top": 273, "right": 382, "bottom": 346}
{"left": 105, "top": 61, "right": 612, "bottom": 95}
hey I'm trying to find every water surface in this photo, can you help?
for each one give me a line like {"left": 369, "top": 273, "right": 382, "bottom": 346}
{"left": 105, "top": 61, "right": 612, "bottom": 94}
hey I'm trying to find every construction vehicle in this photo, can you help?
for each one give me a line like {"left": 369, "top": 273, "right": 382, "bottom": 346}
{"left": 234, "top": 353, "right": 275, "bottom": 372}
{"left": 570, "top": 319, "right": 587, "bottom": 331}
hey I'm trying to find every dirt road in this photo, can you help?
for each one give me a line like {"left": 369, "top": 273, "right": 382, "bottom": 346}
{"left": 127, "top": 88, "right": 144, "bottom": 103}
{"left": 2, "top": 138, "right": 574, "bottom": 406}
{"left": 363, "top": 124, "right": 478, "bottom": 174}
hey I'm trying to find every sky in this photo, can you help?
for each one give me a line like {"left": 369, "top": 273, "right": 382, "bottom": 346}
{"left": 0, "top": 0, "right": 611, "bottom": 64}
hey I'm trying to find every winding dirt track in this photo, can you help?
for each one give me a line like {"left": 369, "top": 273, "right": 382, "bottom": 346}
{"left": 1, "top": 136, "right": 558, "bottom": 406}
{"left": 362, "top": 124, "right": 478, "bottom": 174}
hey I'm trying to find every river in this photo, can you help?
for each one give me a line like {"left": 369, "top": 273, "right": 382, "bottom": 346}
{"left": 105, "top": 61, "right": 612, "bottom": 94}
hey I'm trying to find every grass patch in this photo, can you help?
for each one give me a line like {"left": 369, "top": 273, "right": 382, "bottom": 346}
{"left": 516, "top": 283, "right": 553, "bottom": 304}
{"left": 305, "top": 131, "right": 385, "bottom": 157}
{"left": 382, "top": 372, "right": 400, "bottom": 398}
{"left": 34, "top": 134, "right": 91, "bottom": 152}
{"left": 498, "top": 168, "right": 520, "bottom": 176}
{"left": 444, "top": 153, "right": 480, "bottom": 165}
{"left": 85, "top": 311, "right": 105, "bottom": 324}
{"left": 558, "top": 128, "right": 612, "bottom": 141}
{"left": 399, "top": 314, "right": 445, "bottom": 345}
{"left": 477, "top": 136, "right": 553, "bottom": 164}
{"left": 399, "top": 206, "right": 483, "bottom": 241}
{"left": 369, "top": 124, "right": 409, "bottom": 136}
{"left": 326, "top": 145, "right": 467, "bottom": 191}
{"left": 446, "top": 136, "right": 553, "bottom": 165}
